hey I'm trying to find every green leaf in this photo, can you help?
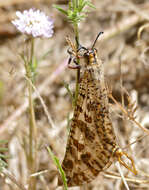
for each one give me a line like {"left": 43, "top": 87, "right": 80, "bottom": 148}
{"left": 86, "top": 1, "right": 96, "bottom": 9}
{"left": 64, "top": 82, "right": 73, "bottom": 100}
{"left": 32, "top": 56, "right": 38, "bottom": 71}
{"left": 53, "top": 5, "right": 68, "bottom": 15}
{"left": 54, "top": 0, "right": 95, "bottom": 24}
{"left": 0, "top": 147, "right": 8, "bottom": 152}
{"left": 0, "top": 140, "right": 8, "bottom": 144}
{"left": 0, "top": 140, "right": 8, "bottom": 172}
{"left": 0, "top": 154, "right": 9, "bottom": 159}
{"left": 78, "top": 0, "right": 86, "bottom": 12}
{"left": 39, "top": 50, "right": 52, "bottom": 61}
{"left": 78, "top": 0, "right": 95, "bottom": 12}
{"left": 47, "top": 147, "right": 68, "bottom": 190}
{"left": 0, "top": 158, "right": 7, "bottom": 172}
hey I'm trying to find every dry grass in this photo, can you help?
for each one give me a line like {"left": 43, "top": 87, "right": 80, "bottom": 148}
{"left": 0, "top": 0, "right": 149, "bottom": 189}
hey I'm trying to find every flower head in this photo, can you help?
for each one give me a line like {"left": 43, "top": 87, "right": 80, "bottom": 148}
{"left": 12, "top": 9, "right": 54, "bottom": 38}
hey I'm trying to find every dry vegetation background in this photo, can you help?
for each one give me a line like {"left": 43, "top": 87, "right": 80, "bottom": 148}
{"left": 0, "top": 0, "right": 149, "bottom": 189}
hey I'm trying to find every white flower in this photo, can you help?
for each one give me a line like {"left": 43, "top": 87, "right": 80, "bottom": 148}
{"left": 12, "top": 9, "right": 54, "bottom": 38}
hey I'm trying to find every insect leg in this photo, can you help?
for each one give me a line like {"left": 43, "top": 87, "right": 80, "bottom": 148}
{"left": 67, "top": 48, "right": 74, "bottom": 56}
{"left": 115, "top": 148, "right": 137, "bottom": 175}
{"left": 68, "top": 57, "right": 81, "bottom": 69}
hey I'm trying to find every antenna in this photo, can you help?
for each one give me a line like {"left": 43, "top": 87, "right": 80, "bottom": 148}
{"left": 92, "top": 31, "right": 104, "bottom": 49}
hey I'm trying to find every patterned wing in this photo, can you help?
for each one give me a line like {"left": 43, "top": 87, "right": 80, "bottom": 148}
{"left": 61, "top": 68, "right": 117, "bottom": 187}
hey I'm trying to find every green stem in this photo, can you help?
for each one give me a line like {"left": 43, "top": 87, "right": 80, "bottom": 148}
{"left": 31, "top": 38, "right": 34, "bottom": 64}
{"left": 30, "top": 38, "right": 34, "bottom": 82}
{"left": 73, "top": 21, "right": 80, "bottom": 107}
{"left": 26, "top": 38, "right": 37, "bottom": 190}
{"left": 28, "top": 74, "right": 37, "bottom": 190}
{"left": 72, "top": 0, "right": 76, "bottom": 9}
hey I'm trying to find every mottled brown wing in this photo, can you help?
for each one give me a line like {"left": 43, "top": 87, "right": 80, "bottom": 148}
{"left": 61, "top": 67, "right": 117, "bottom": 187}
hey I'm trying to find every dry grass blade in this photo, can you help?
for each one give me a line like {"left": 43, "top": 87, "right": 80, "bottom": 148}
{"left": 109, "top": 93, "right": 149, "bottom": 136}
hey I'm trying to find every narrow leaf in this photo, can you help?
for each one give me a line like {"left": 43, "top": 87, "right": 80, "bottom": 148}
{"left": 53, "top": 5, "right": 68, "bottom": 15}
{"left": 47, "top": 147, "right": 68, "bottom": 190}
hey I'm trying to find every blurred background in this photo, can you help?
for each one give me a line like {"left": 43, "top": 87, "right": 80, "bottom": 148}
{"left": 0, "top": 0, "right": 149, "bottom": 189}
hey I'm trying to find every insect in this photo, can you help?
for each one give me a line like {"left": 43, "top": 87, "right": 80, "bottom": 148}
{"left": 61, "top": 32, "right": 137, "bottom": 187}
